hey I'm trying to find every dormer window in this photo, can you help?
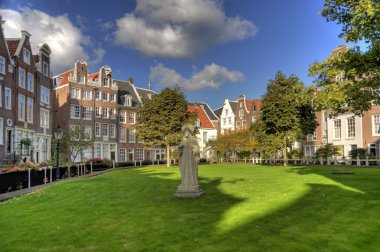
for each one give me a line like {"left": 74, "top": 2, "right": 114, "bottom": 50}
{"left": 43, "top": 62, "right": 49, "bottom": 76}
{"left": 103, "top": 78, "right": 109, "bottom": 87}
{"left": 123, "top": 95, "right": 132, "bottom": 107}
{"left": 23, "top": 48, "right": 30, "bottom": 65}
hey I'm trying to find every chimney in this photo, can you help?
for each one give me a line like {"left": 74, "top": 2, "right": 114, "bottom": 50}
{"left": 128, "top": 77, "right": 134, "bottom": 84}
{"left": 21, "top": 30, "right": 31, "bottom": 39}
{"left": 148, "top": 81, "right": 152, "bottom": 90}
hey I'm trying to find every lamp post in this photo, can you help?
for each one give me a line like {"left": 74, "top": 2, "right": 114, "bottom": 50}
{"left": 55, "top": 125, "right": 63, "bottom": 180}
{"left": 93, "top": 87, "right": 99, "bottom": 159}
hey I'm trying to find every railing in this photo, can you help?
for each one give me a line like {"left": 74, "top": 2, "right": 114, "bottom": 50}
{"left": 222, "top": 157, "right": 380, "bottom": 167}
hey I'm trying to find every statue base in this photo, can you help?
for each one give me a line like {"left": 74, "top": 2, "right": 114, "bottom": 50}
{"left": 174, "top": 185, "right": 204, "bottom": 198}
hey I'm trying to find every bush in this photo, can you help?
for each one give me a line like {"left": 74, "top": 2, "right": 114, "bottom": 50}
{"left": 288, "top": 149, "right": 303, "bottom": 159}
{"left": 315, "top": 144, "right": 340, "bottom": 159}
{"left": 199, "top": 158, "right": 208, "bottom": 164}
{"left": 349, "top": 148, "right": 367, "bottom": 159}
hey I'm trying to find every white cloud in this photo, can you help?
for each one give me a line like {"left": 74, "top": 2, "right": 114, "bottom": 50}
{"left": 149, "top": 63, "right": 244, "bottom": 91}
{"left": 0, "top": 7, "right": 105, "bottom": 74}
{"left": 115, "top": 0, "right": 257, "bottom": 57}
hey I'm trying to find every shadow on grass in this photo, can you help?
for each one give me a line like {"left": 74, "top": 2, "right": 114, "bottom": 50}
{"left": 1, "top": 166, "right": 380, "bottom": 251}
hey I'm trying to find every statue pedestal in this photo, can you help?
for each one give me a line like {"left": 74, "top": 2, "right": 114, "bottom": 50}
{"left": 174, "top": 185, "right": 204, "bottom": 198}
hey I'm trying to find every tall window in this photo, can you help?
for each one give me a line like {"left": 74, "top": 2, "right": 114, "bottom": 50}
{"left": 333, "top": 119, "right": 341, "bottom": 140}
{"left": 83, "top": 126, "right": 91, "bottom": 141}
{"left": 78, "top": 75, "right": 85, "bottom": 84}
{"left": 95, "top": 90, "right": 101, "bottom": 100}
{"left": 119, "top": 128, "right": 126, "bottom": 142}
{"left": 102, "top": 123, "right": 109, "bottom": 137}
{"left": 111, "top": 94, "right": 116, "bottom": 103}
{"left": 203, "top": 132, "right": 208, "bottom": 143}
{"left": 129, "top": 112, "right": 135, "bottom": 124}
{"left": 102, "top": 107, "right": 109, "bottom": 118}
{"left": 41, "top": 86, "right": 50, "bottom": 105}
{"left": 124, "top": 95, "right": 132, "bottom": 106}
{"left": 0, "top": 118, "right": 3, "bottom": 145}
{"left": 372, "top": 115, "right": 380, "bottom": 136}
{"left": 71, "top": 88, "right": 81, "bottom": 99}
{"left": 110, "top": 108, "right": 116, "bottom": 119}
{"left": 137, "top": 148, "right": 143, "bottom": 161}
{"left": 103, "top": 92, "right": 109, "bottom": 101}
{"left": 23, "top": 48, "right": 30, "bottom": 64}
{"left": 239, "top": 109, "right": 244, "bottom": 117}
{"left": 26, "top": 97, "right": 33, "bottom": 123}
{"left": 103, "top": 78, "right": 109, "bottom": 87}
{"left": 27, "top": 73, "right": 33, "bottom": 92}
{"left": 40, "top": 109, "right": 49, "bottom": 129}
{"left": 83, "top": 90, "right": 92, "bottom": 100}
{"left": 0, "top": 56, "right": 5, "bottom": 74}
{"left": 5, "top": 88, "right": 11, "bottom": 109}
{"left": 228, "top": 117, "right": 232, "bottom": 124}
{"left": 119, "top": 111, "right": 126, "bottom": 123}
{"left": 70, "top": 105, "right": 81, "bottom": 119}
{"left": 129, "top": 128, "right": 135, "bottom": 143}
{"left": 347, "top": 117, "right": 355, "bottom": 138}
{"left": 82, "top": 106, "right": 91, "bottom": 120}
{"left": 18, "top": 68, "right": 26, "bottom": 88}
{"left": 43, "top": 62, "right": 49, "bottom": 76}
{"left": 110, "top": 124, "right": 116, "bottom": 138}
{"left": 95, "top": 106, "right": 101, "bottom": 118}
{"left": 18, "top": 94, "right": 25, "bottom": 121}
{"left": 119, "top": 148, "right": 126, "bottom": 161}
{"left": 222, "top": 118, "right": 226, "bottom": 126}
{"left": 95, "top": 122, "right": 101, "bottom": 137}
{"left": 94, "top": 143, "right": 102, "bottom": 158}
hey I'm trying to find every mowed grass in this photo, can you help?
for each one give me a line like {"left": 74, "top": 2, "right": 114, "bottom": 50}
{"left": 1, "top": 164, "right": 380, "bottom": 251}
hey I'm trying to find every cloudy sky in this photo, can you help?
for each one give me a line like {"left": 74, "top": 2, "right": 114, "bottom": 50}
{"left": 0, "top": 0, "right": 350, "bottom": 109}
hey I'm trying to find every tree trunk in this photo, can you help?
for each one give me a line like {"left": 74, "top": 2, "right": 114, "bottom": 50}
{"left": 283, "top": 135, "right": 288, "bottom": 166}
{"left": 166, "top": 144, "right": 170, "bottom": 167}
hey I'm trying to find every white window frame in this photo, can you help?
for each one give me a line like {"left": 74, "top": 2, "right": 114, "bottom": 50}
{"left": 119, "top": 111, "right": 126, "bottom": 123}
{"left": 0, "top": 117, "right": 3, "bottom": 145}
{"left": 26, "top": 97, "right": 33, "bottom": 123}
{"left": 18, "top": 68, "right": 26, "bottom": 88}
{"left": 83, "top": 126, "right": 92, "bottom": 141}
{"left": 83, "top": 90, "right": 92, "bottom": 100}
{"left": 40, "top": 108, "right": 49, "bottom": 129}
{"left": 27, "top": 72, "right": 34, "bottom": 92}
{"left": 129, "top": 112, "right": 135, "bottom": 124}
{"left": 111, "top": 93, "right": 116, "bottom": 103}
{"left": 70, "top": 105, "right": 81, "bottom": 119}
{"left": 5, "top": 88, "right": 11, "bottom": 110}
{"left": 23, "top": 48, "right": 31, "bottom": 64}
{"left": 41, "top": 86, "right": 50, "bottom": 105}
{"left": 110, "top": 124, "right": 116, "bottom": 138}
{"left": 372, "top": 115, "right": 380, "bottom": 136}
{"left": 82, "top": 106, "right": 92, "bottom": 120}
{"left": 43, "top": 62, "right": 49, "bottom": 76}
{"left": 129, "top": 128, "right": 135, "bottom": 143}
{"left": 333, "top": 119, "right": 341, "bottom": 140}
{"left": 0, "top": 56, "right": 5, "bottom": 74}
{"left": 119, "top": 127, "right": 126, "bottom": 142}
{"left": 119, "top": 148, "right": 126, "bottom": 162}
{"left": 102, "top": 107, "right": 109, "bottom": 118}
{"left": 95, "top": 122, "right": 101, "bottom": 137}
{"left": 103, "top": 92, "right": 109, "bottom": 102}
{"left": 95, "top": 106, "right": 101, "bottom": 118}
{"left": 71, "top": 88, "right": 81, "bottom": 99}
{"left": 102, "top": 123, "right": 109, "bottom": 137}
{"left": 103, "top": 78, "right": 109, "bottom": 87}
{"left": 18, "top": 94, "right": 25, "bottom": 122}
{"left": 346, "top": 117, "right": 355, "bottom": 138}
{"left": 136, "top": 148, "right": 143, "bottom": 161}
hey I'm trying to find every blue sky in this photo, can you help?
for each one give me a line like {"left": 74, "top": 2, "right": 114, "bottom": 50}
{"left": 0, "top": 0, "right": 350, "bottom": 109}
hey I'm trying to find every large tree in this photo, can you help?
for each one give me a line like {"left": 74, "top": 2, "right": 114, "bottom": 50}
{"left": 309, "top": 0, "right": 380, "bottom": 115}
{"left": 137, "top": 88, "right": 195, "bottom": 167}
{"left": 260, "top": 72, "right": 317, "bottom": 166}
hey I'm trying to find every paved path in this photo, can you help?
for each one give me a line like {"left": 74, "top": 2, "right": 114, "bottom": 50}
{"left": 0, "top": 167, "right": 131, "bottom": 202}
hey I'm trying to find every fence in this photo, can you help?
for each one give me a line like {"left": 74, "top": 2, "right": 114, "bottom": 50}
{"left": 223, "top": 157, "right": 380, "bottom": 167}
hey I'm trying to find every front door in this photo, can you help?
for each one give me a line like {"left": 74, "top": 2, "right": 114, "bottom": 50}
{"left": 110, "top": 151, "right": 115, "bottom": 161}
{"left": 6, "top": 129, "right": 12, "bottom": 154}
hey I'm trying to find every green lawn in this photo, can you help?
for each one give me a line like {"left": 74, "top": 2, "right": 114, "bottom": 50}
{"left": 1, "top": 164, "right": 380, "bottom": 251}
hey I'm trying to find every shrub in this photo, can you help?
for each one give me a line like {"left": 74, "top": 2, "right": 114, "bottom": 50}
{"left": 315, "top": 144, "right": 340, "bottom": 159}
{"left": 349, "top": 148, "right": 367, "bottom": 159}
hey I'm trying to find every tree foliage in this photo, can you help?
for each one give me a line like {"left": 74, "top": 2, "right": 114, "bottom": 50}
{"left": 309, "top": 0, "right": 380, "bottom": 115}
{"left": 259, "top": 72, "right": 318, "bottom": 165}
{"left": 137, "top": 88, "right": 196, "bottom": 167}
{"left": 315, "top": 144, "right": 340, "bottom": 159}
{"left": 206, "top": 129, "right": 258, "bottom": 161}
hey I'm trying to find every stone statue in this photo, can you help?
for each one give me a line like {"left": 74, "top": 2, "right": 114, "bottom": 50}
{"left": 174, "top": 124, "right": 204, "bottom": 198}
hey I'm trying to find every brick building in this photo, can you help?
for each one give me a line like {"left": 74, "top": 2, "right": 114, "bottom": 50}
{"left": 0, "top": 17, "right": 53, "bottom": 163}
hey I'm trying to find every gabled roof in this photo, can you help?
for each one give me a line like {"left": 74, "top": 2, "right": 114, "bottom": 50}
{"left": 245, "top": 100, "right": 253, "bottom": 113}
{"left": 88, "top": 72, "right": 99, "bottom": 80}
{"left": 136, "top": 87, "right": 155, "bottom": 101}
{"left": 188, "top": 102, "right": 218, "bottom": 121}
{"left": 229, "top": 101, "right": 238, "bottom": 114}
{"left": 188, "top": 104, "right": 214, "bottom": 129}
{"left": 213, "top": 107, "right": 223, "bottom": 119}
{"left": 253, "top": 99, "right": 262, "bottom": 111}
{"left": 55, "top": 69, "right": 74, "bottom": 87}
{"left": 113, "top": 79, "right": 141, "bottom": 108}
{"left": 6, "top": 39, "right": 20, "bottom": 56}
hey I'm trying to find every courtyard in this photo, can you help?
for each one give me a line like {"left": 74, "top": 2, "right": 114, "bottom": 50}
{"left": 1, "top": 164, "right": 379, "bottom": 251}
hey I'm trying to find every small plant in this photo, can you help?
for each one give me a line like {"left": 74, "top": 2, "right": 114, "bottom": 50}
{"left": 349, "top": 148, "right": 367, "bottom": 159}
{"left": 16, "top": 182, "right": 23, "bottom": 190}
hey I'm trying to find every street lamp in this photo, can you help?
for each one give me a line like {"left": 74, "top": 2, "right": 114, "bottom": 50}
{"left": 55, "top": 125, "right": 63, "bottom": 180}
